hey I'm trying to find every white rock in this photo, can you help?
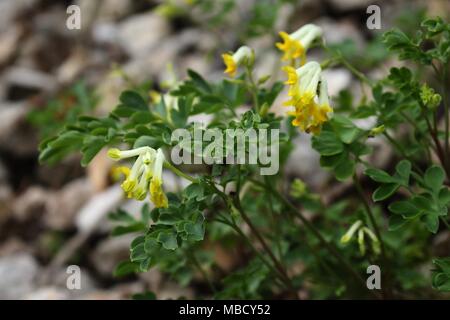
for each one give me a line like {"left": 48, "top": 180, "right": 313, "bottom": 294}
{"left": 117, "top": 12, "right": 170, "bottom": 58}
{"left": 45, "top": 178, "right": 95, "bottom": 230}
{"left": 317, "top": 17, "right": 365, "bottom": 47}
{"left": 0, "top": 253, "right": 39, "bottom": 299}
{"left": 285, "top": 135, "right": 330, "bottom": 190}
{"left": 4, "top": 66, "right": 57, "bottom": 93}
{"left": 25, "top": 287, "right": 70, "bottom": 300}
{"left": 90, "top": 235, "right": 135, "bottom": 276}
{"left": 75, "top": 185, "right": 124, "bottom": 233}
{"left": 322, "top": 68, "right": 352, "bottom": 96}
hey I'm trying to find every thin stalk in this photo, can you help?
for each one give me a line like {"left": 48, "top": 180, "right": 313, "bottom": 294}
{"left": 245, "top": 66, "right": 260, "bottom": 112}
{"left": 352, "top": 173, "right": 393, "bottom": 299}
{"left": 261, "top": 181, "right": 381, "bottom": 299}
{"left": 187, "top": 249, "right": 216, "bottom": 293}
{"left": 212, "top": 183, "right": 296, "bottom": 296}
{"left": 164, "top": 161, "right": 196, "bottom": 182}
{"left": 382, "top": 132, "right": 424, "bottom": 174}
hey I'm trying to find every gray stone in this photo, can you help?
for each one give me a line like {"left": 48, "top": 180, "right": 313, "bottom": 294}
{"left": 0, "top": 253, "right": 40, "bottom": 299}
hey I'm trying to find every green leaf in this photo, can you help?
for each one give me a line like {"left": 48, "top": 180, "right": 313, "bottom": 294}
{"left": 395, "top": 160, "right": 411, "bottom": 184}
{"left": 184, "top": 183, "right": 204, "bottom": 200}
{"left": 157, "top": 231, "right": 178, "bottom": 250}
{"left": 388, "top": 214, "right": 408, "bottom": 231}
{"left": 334, "top": 155, "right": 355, "bottom": 181}
{"left": 130, "top": 243, "right": 147, "bottom": 261}
{"left": 111, "top": 223, "right": 146, "bottom": 236}
{"left": 365, "top": 168, "right": 397, "bottom": 184}
{"left": 388, "top": 200, "right": 421, "bottom": 218}
{"left": 113, "top": 260, "right": 139, "bottom": 277}
{"left": 372, "top": 183, "right": 399, "bottom": 201}
{"left": 422, "top": 214, "right": 439, "bottom": 234}
{"left": 80, "top": 137, "right": 107, "bottom": 166}
{"left": 438, "top": 187, "right": 450, "bottom": 206}
{"left": 187, "top": 69, "right": 211, "bottom": 93}
{"left": 184, "top": 221, "right": 205, "bottom": 241}
{"left": 331, "top": 115, "right": 361, "bottom": 144}
{"left": 120, "top": 90, "right": 148, "bottom": 110}
{"left": 424, "top": 165, "right": 445, "bottom": 193}
{"left": 132, "top": 291, "right": 157, "bottom": 300}
{"left": 312, "top": 131, "right": 344, "bottom": 156}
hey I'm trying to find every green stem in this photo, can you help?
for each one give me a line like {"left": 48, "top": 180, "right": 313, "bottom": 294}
{"left": 211, "top": 183, "right": 296, "bottom": 296}
{"left": 382, "top": 132, "right": 424, "bottom": 174}
{"left": 164, "top": 161, "right": 196, "bottom": 182}
{"left": 187, "top": 249, "right": 216, "bottom": 293}
{"left": 259, "top": 180, "right": 381, "bottom": 299}
{"left": 245, "top": 65, "right": 260, "bottom": 112}
{"left": 352, "top": 173, "right": 392, "bottom": 299}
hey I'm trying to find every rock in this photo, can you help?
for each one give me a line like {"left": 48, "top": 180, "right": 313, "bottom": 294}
{"left": 12, "top": 186, "right": 47, "bottom": 222}
{"left": 0, "top": 253, "right": 40, "bottom": 299}
{"left": 75, "top": 184, "right": 123, "bottom": 233}
{"left": 322, "top": 68, "right": 352, "bottom": 96}
{"left": 0, "top": 101, "right": 37, "bottom": 155}
{"left": 0, "top": 158, "right": 8, "bottom": 184}
{"left": 81, "top": 282, "right": 143, "bottom": 300}
{"left": 0, "top": 238, "right": 29, "bottom": 256}
{"left": 327, "top": 0, "right": 375, "bottom": 12}
{"left": 56, "top": 47, "right": 90, "bottom": 84}
{"left": 25, "top": 286, "right": 70, "bottom": 300}
{"left": 4, "top": 66, "right": 57, "bottom": 94}
{"left": 158, "top": 281, "right": 194, "bottom": 300}
{"left": 97, "top": 0, "right": 133, "bottom": 21}
{"left": 90, "top": 235, "right": 135, "bottom": 276}
{"left": 433, "top": 231, "right": 450, "bottom": 257}
{"left": 45, "top": 178, "right": 94, "bottom": 230}
{"left": 0, "top": 0, "right": 37, "bottom": 33}
{"left": 117, "top": 12, "right": 170, "bottom": 58}
{"left": 317, "top": 17, "right": 365, "bottom": 47}
{"left": 285, "top": 135, "right": 330, "bottom": 190}
{"left": 121, "top": 28, "right": 215, "bottom": 83}
{"left": 138, "top": 268, "right": 163, "bottom": 292}
{"left": 0, "top": 24, "right": 23, "bottom": 66}
{"left": 0, "top": 184, "right": 12, "bottom": 226}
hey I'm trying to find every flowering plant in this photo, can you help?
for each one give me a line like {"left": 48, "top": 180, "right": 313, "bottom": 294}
{"left": 39, "top": 14, "right": 450, "bottom": 299}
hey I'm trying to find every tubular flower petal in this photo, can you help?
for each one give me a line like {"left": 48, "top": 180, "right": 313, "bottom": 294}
{"left": 340, "top": 220, "right": 363, "bottom": 244}
{"left": 276, "top": 24, "right": 322, "bottom": 63}
{"left": 107, "top": 146, "right": 168, "bottom": 207}
{"left": 282, "top": 62, "right": 332, "bottom": 134}
{"left": 150, "top": 149, "right": 168, "bottom": 208}
{"left": 222, "top": 46, "right": 253, "bottom": 77}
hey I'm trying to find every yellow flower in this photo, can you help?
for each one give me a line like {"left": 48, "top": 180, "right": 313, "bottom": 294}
{"left": 149, "top": 149, "right": 168, "bottom": 208}
{"left": 111, "top": 166, "right": 130, "bottom": 182}
{"left": 276, "top": 24, "right": 322, "bottom": 63}
{"left": 222, "top": 46, "right": 253, "bottom": 77}
{"left": 283, "top": 63, "right": 332, "bottom": 134}
{"left": 107, "top": 146, "right": 168, "bottom": 208}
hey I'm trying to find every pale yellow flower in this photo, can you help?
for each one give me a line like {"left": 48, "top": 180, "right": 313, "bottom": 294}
{"left": 222, "top": 46, "right": 253, "bottom": 77}
{"left": 276, "top": 24, "right": 322, "bottom": 63}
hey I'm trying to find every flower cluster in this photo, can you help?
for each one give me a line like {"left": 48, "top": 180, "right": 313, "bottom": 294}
{"left": 277, "top": 24, "right": 332, "bottom": 134}
{"left": 108, "top": 146, "right": 168, "bottom": 208}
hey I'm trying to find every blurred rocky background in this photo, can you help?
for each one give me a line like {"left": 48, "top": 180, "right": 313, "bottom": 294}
{"left": 0, "top": 0, "right": 448, "bottom": 300}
